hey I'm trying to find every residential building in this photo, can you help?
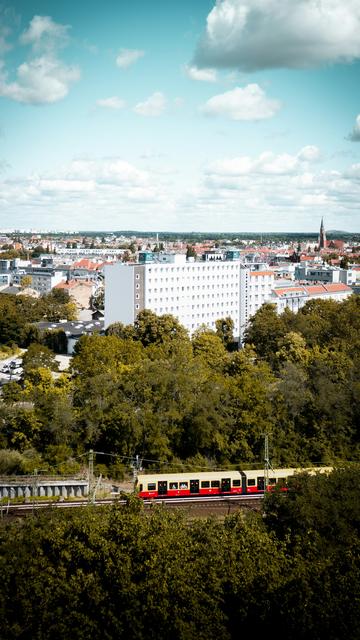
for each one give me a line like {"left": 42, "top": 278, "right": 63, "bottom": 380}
{"left": 272, "top": 283, "right": 352, "bottom": 313}
{"left": 294, "top": 263, "right": 354, "bottom": 286}
{"left": 105, "top": 252, "right": 274, "bottom": 343}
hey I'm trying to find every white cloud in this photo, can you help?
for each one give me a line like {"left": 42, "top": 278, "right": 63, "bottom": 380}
{"left": 134, "top": 91, "right": 166, "bottom": 117}
{"left": 1, "top": 152, "right": 360, "bottom": 231}
{"left": 194, "top": 0, "right": 360, "bottom": 71}
{"left": 0, "top": 56, "right": 80, "bottom": 104}
{"left": 0, "top": 15, "right": 79, "bottom": 104}
{"left": 0, "top": 26, "right": 12, "bottom": 55}
{"left": 20, "top": 15, "right": 70, "bottom": 52}
{"left": 200, "top": 84, "right": 281, "bottom": 120}
{"left": 116, "top": 48, "right": 144, "bottom": 69}
{"left": 347, "top": 114, "right": 360, "bottom": 141}
{"left": 96, "top": 96, "right": 126, "bottom": 109}
{"left": 297, "top": 145, "right": 321, "bottom": 162}
{"left": 0, "top": 156, "right": 175, "bottom": 230}
{"left": 184, "top": 65, "right": 217, "bottom": 82}
{"left": 207, "top": 146, "right": 321, "bottom": 178}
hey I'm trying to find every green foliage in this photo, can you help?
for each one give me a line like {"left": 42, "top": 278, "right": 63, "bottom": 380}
{"left": 22, "top": 343, "right": 59, "bottom": 375}
{"left": 1, "top": 471, "right": 358, "bottom": 640}
{"left": 215, "top": 316, "right": 235, "bottom": 349}
{"left": 1, "top": 295, "right": 359, "bottom": 475}
{"left": 0, "top": 291, "right": 77, "bottom": 348}
{"left": 192, "top": 326, "right": 229, "bottom": 371}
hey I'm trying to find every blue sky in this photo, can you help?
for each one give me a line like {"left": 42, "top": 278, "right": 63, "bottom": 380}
{"left": 0, "top": 0, "right": 360, "bottom": 232}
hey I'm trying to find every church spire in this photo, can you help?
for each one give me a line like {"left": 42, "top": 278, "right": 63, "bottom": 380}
{"left": 319, "top": 217, "right": 326, "bottom": 249}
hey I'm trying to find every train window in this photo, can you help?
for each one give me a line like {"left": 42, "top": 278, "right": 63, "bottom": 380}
{"left": 278, "top": 478, "right": 286, "bottom": 487}
{"left": 201, "top": 481, "right": 210, "bottom": 488}
{"left": 232, "top": 479, "right": 241, "bottom": 487}
{"left": 211, "top": 480, "right": 220, "bottom": 488}
{"left": 139, "top": 484, "right": 143, "bottom": 492}
{"left": 169, "top": 482, "right": 178, "bottom": 490}
{"left": 179, "top": 482, "right": 188, "bottom": 489}
{"left": 269, "top": 478, "right": 277, "bottom": 485}
{"left": 147, "top": 483, "right": 156, "bottom": 491}
{"left": 247, "top": 479, "right": 256, "bottom": 486}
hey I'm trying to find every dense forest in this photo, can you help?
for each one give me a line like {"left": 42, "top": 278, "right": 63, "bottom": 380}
{"left": 0, "top": 468, "right": 359, "bottom": 639}
{"left": 0, "top": 293, "right": 359, "bottom": 475}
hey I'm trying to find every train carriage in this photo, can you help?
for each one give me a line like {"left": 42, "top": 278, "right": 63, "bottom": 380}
{"left": 136, "top": 471, "right": 244, "bottom": 499}
{"left": 136, "top": 467, "right": 333, "bottom": 499}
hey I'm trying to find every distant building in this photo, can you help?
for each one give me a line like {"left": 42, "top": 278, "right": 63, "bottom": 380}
{"left": 319, "top": 217, "right": 327, "bottom": 249}
{"left": 294, "top": 264, "right": 354, "bottom": 286}
{"left": 272, "top": 283, "right": 352, "bottom": 313}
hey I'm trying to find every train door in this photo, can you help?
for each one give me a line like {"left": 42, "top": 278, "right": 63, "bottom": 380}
{"left": 257, "top": 476, "right": 265, "bottom": 491}
{"left": 221, "top": 478, "right": 231, "bottom": 493}
{"left": 240, "top": 471, "right": 247, "bottom": 494}
{"left": 190, "top": 479, "right": 199, "bottom": 494}
{"left": 158, "top": 481, "right": 168, "bottom": 496}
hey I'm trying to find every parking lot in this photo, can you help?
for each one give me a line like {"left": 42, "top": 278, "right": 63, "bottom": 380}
{"left": 0, "top": 357, "right": 23, "bottom": 383}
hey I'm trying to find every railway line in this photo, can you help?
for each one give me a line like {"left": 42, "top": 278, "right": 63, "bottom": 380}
{"left": 1, "top": 493, "right": 263, "bottom": 518}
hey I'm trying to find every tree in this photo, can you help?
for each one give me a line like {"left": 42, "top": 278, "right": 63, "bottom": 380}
{"left": 133, "top": 310, "right": 190, "bottom": 348}
{"left": 20, "top": 275, "right": 33, "bottom": 290}
{"left": 192, "top": 327, "right": 229, "bottom": 371}
{"left": 215, "top": 316, "right": 235, "bottom": 350}
{"left": 244, "top": 303, "right": 286, "bottom": 361}
{"left": 186, "top": 244, "right": 197, "bottom": 259}
{"left": 22, "top": 344, "right": 59, "bottom": 375}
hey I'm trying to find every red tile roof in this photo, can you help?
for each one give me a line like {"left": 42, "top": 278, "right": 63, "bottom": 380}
{"left": 249, "top": 271, "right": 274, "bottom": 277}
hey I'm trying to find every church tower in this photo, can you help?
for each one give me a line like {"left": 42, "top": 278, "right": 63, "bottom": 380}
{"left": 319, "top": 217, "right": 326, "bottom": 249}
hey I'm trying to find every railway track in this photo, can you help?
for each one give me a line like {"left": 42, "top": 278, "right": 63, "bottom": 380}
{"left": 1, "top": 494, "right": 263, "bottom": 517}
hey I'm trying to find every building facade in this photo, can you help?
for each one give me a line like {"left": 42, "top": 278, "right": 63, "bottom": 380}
{"left": 105, "top": 253, "right": 274, "bottom": 342}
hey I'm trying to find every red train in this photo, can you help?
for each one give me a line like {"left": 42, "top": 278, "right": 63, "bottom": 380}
{"left": 136, "top": 467, "right": 332, "bottom": 499}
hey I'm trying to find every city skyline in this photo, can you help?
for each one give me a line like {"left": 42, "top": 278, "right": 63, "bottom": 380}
{"left": 1, "top": 0, "right": 360, "bottom": 232}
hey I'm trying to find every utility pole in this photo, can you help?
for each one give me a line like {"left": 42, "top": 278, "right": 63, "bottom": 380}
{"left": 132, "top": 454, "right": 141, "bottom": 490}
{"left": 263, "top": 433, "right": 274, "bottom": 494}
{"left": 32, "top": 468, "right": 38, "bottom": 515}
{"left": 264, "top": 434, "right": 269, "bottom": 493}
{"left": 88, "top": 450, "right": 94, "bottom": 502}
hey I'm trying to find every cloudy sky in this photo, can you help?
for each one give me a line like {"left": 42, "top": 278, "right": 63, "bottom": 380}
{"left": 1, "top": 0, "right": 360, "bottom": 232}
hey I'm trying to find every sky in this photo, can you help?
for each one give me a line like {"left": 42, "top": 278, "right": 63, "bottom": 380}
{"left": 0, "top": 0, "right": 360, "bottom": 233}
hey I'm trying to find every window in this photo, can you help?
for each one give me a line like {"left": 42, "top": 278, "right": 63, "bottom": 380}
{"left": 135, "top": 304, "right": 140, "bottom": 309}
{"left": 169, "top": 482, "right": 178, "bottom": 490}
{"left": 232, "top": 479, "right": 241, "bottom": 487}
{"left": 247, "top": 478, "right": 256, "bottom": 486}
{"left": 269, "top": 478, "right": 277, "bottom": 485}
{"left": 201, "top": 481, "right": 210, "bottom": 488}
{"left": 136, "top": 274, "right": 140, "bottom": 280}
{"left": 147, "top": 483, "right": 156, "bottom": 491}
{"left": 179, "top": 482, "right": 188, "bottom": 489}
{"left": 211, "top": 480, "right": 220, "bottom": 488}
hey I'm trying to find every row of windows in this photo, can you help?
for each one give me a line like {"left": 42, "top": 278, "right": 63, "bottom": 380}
{"left": 147, "top": 264, "right": 238, "bottom": 273}
{"left": 148, "top": 284, "right": 238, "bottom": 292}
{"left": 145, "top": 477, "right": 283, "bottom": 491}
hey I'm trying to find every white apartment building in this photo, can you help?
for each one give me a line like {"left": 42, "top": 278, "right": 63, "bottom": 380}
{"left": 239, "top": 268, "right": 274, "bottom": 342}
{"left": 105, "top": 253, "right": 275, "bottom": 343}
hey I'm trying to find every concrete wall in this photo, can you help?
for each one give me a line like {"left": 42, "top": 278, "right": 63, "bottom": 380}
{"left": 0, "top": 479, "right": 89, "bottom": 499}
